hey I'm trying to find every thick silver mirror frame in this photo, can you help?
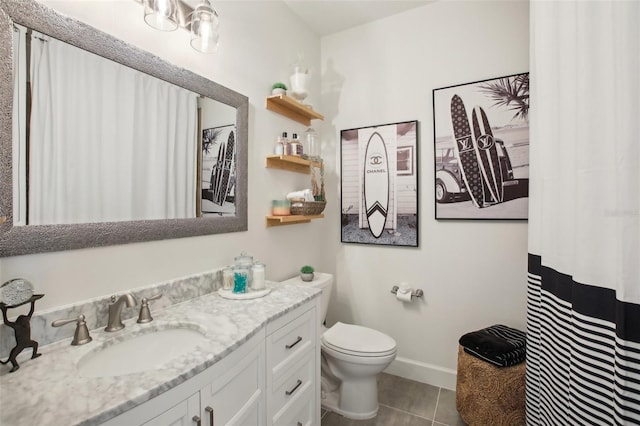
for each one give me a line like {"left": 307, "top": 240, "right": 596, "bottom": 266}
{"left": 0, "top": 0, "right": 248, "bottom": 257}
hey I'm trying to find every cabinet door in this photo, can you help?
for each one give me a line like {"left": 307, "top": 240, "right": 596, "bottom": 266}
{"left": 199, "top": 341, "right": 265, "bottom": 426}
{"left": 142, "top": 393, "right": 200, "bottom": 426}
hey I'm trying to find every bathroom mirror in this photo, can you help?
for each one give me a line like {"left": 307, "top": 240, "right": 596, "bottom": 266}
{"left": 0, "top": 0, "right": 249, "bottom": 257}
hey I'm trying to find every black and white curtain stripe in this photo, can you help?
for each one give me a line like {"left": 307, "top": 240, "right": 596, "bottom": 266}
{"left": 526, "top": 254, "right": 640, "bottom": 425}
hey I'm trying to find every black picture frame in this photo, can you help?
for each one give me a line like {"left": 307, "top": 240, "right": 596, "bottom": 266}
{"left": 340, "top": 120, "right": 419, "bottom": 247}
{"left": 432, "top": 72, "right": 529, "bottom": 220}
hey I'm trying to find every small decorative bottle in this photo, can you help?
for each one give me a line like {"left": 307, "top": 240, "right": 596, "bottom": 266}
{"left": 274, "top": 134, "right": 284, "bottom": 155}
{"left": 281, "top": 132, "right": 292, "bottom": 156}
{"left": 290, "top": 133, "right": 303, "bottom": 156}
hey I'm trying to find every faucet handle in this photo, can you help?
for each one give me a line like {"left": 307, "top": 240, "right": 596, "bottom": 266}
{"left": 52, "top": 314, "right": 92, "bottom": 346}
{"left": 137, "top": 293, "right": 162, "bottom": 324}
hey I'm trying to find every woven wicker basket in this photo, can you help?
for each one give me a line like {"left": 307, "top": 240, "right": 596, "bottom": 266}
{"left": 290, "top": 200, "right": 326, "bottom": 215}
{"left": 456, "top": 345, "right": 525, "bottom": 426}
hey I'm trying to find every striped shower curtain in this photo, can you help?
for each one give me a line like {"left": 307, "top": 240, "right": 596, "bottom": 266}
{"left": 526, "top": 1, "right": 639, "bottom": 425}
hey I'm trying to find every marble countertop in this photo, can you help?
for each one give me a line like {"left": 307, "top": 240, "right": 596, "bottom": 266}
{"left": 0, "top": 282, "right": 320, "bottom": 426}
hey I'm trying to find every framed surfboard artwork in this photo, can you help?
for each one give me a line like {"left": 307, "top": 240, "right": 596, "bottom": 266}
{"left": 432, "top": 72, "right": 529, "bottom": 220}
{"left": 199, "top": 124, "right": 237, "bottom": 217}
{"left": 340, "top": 120, "right": 419, "bottom": 247}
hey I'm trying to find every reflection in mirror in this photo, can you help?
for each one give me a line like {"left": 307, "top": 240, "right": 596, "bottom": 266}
{"left": 198, "top": 97, "right": 237, "bottom": 217}
{"left": 0, "top": 0, "right": 248, "bottom": 257}
{"left": 12, "top": 25, "right": 237, "bottom": 226}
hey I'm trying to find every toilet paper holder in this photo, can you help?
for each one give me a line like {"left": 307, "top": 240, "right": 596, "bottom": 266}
{"left": 390, "top": 285, "right": 423, "bottom": 299}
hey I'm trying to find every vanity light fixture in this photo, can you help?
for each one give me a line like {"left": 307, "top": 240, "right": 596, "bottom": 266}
{"left": 138, "top": 0, "right": 220, "bottom": 53}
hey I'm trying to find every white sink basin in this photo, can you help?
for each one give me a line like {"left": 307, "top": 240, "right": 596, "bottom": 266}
{"left": 77, "top": 327, "right": 207, "bottom": 378}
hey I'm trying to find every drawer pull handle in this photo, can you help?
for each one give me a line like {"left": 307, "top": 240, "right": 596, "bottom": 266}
{"left": 205, "top": 406, "right": 214, "bottom": 426}
{"left": 286, "top": 379, "right": 303, "bottom": 396}
{"left": 286, "top": 336, "right": 303, "bottom": 349}
{"left": 192, "top": 415, "right": 202, "bottom": 426}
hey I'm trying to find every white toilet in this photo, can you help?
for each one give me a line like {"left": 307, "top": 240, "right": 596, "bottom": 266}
{"left": 281, "top": 272, "right": 397, "bottom": 420}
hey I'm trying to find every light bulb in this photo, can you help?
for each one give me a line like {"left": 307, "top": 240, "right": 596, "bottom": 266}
{"left": 144, "top": 0, "right": 178, "bottom": 32}
{"left": 190, "top": 1, "right": 219, "bottom": 53}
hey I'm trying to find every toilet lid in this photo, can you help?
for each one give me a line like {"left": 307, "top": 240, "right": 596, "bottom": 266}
{"left": 322, "top": 322, "right": 397, "bottom": 356}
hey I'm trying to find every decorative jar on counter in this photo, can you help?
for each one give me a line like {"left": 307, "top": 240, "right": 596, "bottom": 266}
{"left": 222, "top": 266, "right": 234, "bottom": 291}
{"left": 234, "top": 251, "right": 254, "bottom": 291}
{"left": 252, "top": 262, "right": 266, "bottom": 290}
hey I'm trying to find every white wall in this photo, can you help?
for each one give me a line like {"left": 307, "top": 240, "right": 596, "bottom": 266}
{"left": 321, "top": 0, "right": 529, "bottom": 389}
{"left": 0, "top": 0, "right": 332, "bottom": 311}
{"left": 1, "top": 0, "right": 529, "bottom": 391}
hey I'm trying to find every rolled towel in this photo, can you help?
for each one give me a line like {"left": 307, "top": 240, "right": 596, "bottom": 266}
{"left": 286, "top": 189, "right": 314, "bottom": 202}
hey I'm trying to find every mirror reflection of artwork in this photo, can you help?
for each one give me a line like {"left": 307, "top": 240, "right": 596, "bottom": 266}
{"left": 201, "top": 125, "right": 236, "bottom": 216}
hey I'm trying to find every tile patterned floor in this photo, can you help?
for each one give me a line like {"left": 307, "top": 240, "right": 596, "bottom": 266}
{"left": 321, "top": 373, "right": 467, "bottom": 426}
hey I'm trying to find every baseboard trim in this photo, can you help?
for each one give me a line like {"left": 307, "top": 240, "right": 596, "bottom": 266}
{"left": 384, "top": 356, "right": 457, "bottom": 390}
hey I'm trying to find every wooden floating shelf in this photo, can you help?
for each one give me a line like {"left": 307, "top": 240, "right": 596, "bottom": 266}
{"left": 265, "top": 94, "right": 324, "bottom": 126}
{"left": 266, "top": 214, "right": 324, "bottom": 227}
{"left": 265, "top": 155, "right": 322, "bottom": 174}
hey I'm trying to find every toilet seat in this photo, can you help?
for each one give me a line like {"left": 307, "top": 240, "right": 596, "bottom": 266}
{"left": 321, "top": 322, "right": 397, "bottom": 357}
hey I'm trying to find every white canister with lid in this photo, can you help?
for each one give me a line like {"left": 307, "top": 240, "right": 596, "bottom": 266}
{"left": 234, "top": 251, "right": 254, "bottom": 289}
{"left": 222, "top": 266, "right": 234, "bottom": 290}
{"left": 252, "top": 262, "right": 266, "bottom": 290}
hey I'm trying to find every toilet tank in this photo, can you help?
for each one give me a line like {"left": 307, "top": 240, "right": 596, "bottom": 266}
{"left": 279, "top": 272, "right": 333, "bottom": 325}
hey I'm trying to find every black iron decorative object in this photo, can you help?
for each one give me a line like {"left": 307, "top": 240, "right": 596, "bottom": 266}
{"left": 0, "top": 294, "right": 44, "bottom": 372}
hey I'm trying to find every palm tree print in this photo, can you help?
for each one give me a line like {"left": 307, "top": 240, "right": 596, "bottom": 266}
{"left": 478, "top": 73, "right": 529, "bottom": 121}
{"left": 202, "top": 128, "right": 224, "bottom": 155}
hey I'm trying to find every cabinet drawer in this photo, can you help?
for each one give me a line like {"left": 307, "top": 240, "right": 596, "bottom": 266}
{"left": 267, "top": 308, "right": 314, "bottom": 381}
{"left": 270, "top": 356, "right": 314, "bottom": 419}
{"left": 272, "top": 380, "right": 313, "bottom": 426}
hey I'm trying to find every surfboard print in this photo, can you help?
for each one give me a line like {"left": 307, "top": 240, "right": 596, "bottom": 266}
{"left": 363, "top": 132, "right": 389, "bottom": 238}
{"left": 472, "top": 106, "right": 503, "bottom": 203}
{"left": 450, "top": 95, "right": 484, "bottom": 207}
{"left": 210, "top": 130, "right": 236, "bottom": 205}
{"left": 214, "top": 130, "right": 235, "bottom": 205}
{"left": 210, "top": 141, "right": 225, "bottom": 200}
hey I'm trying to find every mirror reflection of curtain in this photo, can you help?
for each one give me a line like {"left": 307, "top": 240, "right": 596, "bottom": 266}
{"left": 28, "top": 31, "right": 198, "bottom": 225}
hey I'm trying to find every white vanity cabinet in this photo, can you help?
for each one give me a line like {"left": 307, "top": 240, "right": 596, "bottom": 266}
{"left": 101, "top": 297, "right": 319, "bottom": 426}
{"left": 104, "top": 330, "right": 266, "bottom": 426}
{"left": 266, "top": 302, "right": 319, "bottom": 426}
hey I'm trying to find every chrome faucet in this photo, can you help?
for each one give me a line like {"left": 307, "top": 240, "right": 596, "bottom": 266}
{"left": 105, "top": 293, "right": 136, "bottom": 332}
